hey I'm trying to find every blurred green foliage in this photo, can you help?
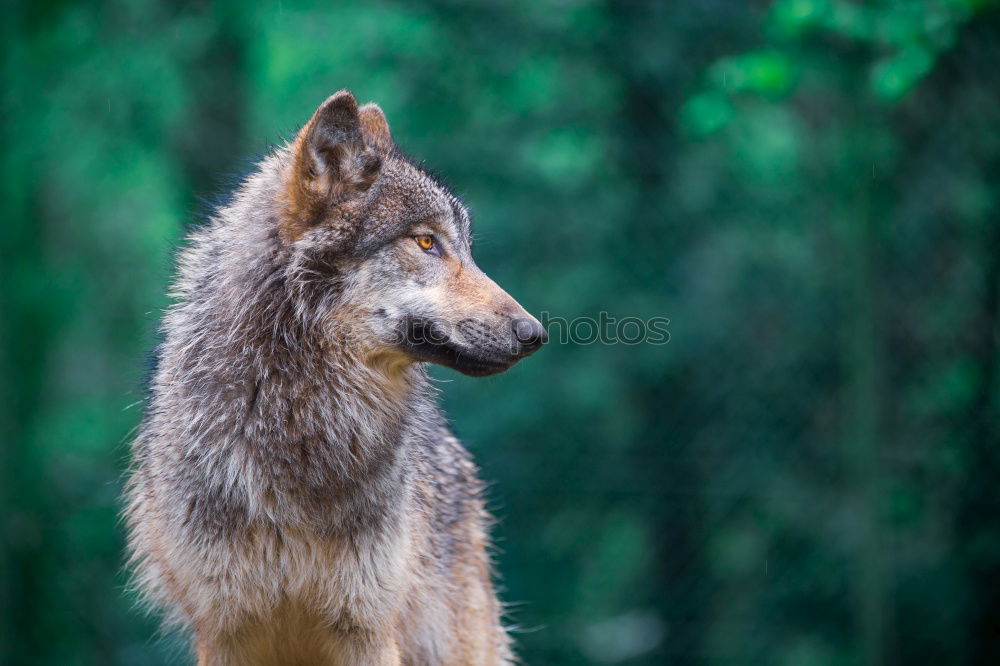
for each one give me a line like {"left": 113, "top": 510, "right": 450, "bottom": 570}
{"left": 2, "top": 1, "right": 1000, "bottom": 664}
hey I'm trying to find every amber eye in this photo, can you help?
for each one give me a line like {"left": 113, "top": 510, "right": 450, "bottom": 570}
{"left": 414, "top": 235, "right": 435, "bottom": 252}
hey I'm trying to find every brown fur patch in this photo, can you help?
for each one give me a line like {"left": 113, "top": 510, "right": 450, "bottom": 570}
{"left": 359, "top": 103, "right": 393, "bottom": 152}
{"left": 281, "top": 91, "right": 381, "bottom": 243}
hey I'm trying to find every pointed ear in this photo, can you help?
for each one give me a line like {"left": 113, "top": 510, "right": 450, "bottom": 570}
{"left": 358, "top": 103, "right": 393, "bottom": 151}
{"left": 283, "top": 91, "right": 381, "bottom": 240}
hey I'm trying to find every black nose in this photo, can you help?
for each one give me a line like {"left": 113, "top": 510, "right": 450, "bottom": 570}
{"left": 513, "top": 318, "right": 548, "bottom": 352}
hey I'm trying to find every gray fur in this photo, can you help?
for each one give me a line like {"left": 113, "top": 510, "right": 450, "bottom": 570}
{"left": 125, "top": 92, "right": 543, "bottom": 665}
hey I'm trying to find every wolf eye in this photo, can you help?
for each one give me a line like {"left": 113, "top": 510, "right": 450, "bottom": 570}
{"left": 414, "top": 235, "right": 435, "bottom": 252}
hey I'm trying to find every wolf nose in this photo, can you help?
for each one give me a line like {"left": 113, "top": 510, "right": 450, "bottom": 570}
{"left": 513, "top": 318, "right": 548, "bottom": 353}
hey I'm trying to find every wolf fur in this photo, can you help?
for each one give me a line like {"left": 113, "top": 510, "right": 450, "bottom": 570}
{"left": 125, "top": 91, "right": 546, "bottom": 665}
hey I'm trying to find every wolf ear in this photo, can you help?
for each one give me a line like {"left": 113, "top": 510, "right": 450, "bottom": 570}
{"left": 358, "top": 103, "right": 393, "bottom": 152}
{"left": 283, "top": 91, "right": 381, "bottom": 240}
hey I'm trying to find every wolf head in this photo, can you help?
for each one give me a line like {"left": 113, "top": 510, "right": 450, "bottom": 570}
{"left": 278, "top": 91, "right": 546, "bottom": 377}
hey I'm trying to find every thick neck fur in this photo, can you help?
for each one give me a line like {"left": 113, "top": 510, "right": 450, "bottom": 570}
{"left": 143, "top": 151, "right": 428, "bottom": 537}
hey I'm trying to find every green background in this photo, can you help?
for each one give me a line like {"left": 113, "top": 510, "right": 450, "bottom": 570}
{"left": 3, "top": 1, "right": 1000, "bottom": 664}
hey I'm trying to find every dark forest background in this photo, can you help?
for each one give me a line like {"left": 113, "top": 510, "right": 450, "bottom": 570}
{"left": 3, "top": 1, "right": 1000, "bottom": 664}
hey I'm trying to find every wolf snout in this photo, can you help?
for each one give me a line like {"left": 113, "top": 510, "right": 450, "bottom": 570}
{"left": 512, "top": 318, "right": 548, "bottom": 355}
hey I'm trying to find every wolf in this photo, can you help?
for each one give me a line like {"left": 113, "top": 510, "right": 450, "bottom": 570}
{"left": 125, "top": 91, "right": 546, "bottom": 665}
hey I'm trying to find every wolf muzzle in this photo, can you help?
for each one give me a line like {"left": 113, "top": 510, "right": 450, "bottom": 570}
{"left": 400, "top": 315, "right": 546, "bottom": 377}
